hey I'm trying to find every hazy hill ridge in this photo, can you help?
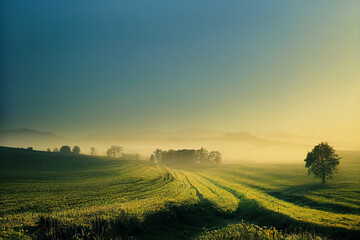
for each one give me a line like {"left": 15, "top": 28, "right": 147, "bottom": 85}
{"left": 0, "top": 127, "right": 315, "bottom": 147}
{"left": 0, "top": 128, "right": 314, "bottom": 143}
{"left": 219, "top": 132, "right": 279, "bottom": 146}
{"left": 2, "top": 128, "right": 356, "bottom": 162}
{"left": 0, "top": 128, "right": 70, "bottom": 140}
{"left": 0, "top": 128, "right": 71, "bottom": 148}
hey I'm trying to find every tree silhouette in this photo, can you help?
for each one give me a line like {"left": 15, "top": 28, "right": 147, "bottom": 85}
{"left": 90, "top": 147, "right": 97, "bottom": 155}
{"left": 72, "top": 146, "right": 81, "bottom": 154}
{"left": 195, "top": 147, "right": 209, "bottom": 164}
{"left": 152, "top": 148, "right": 221, "bottom": 165}
{"left": 304, "top": 142, "right": 341, "bottom": 184}
{"left": 106, "top": 148, "right": 113, "bottom": 157}
{"left": 154, "top": 149, "right": 163, "bottom": 163}
{"left": 209, "top": 151, "right": 222, "bottom": 164}
{"left": 106, "top": 146, "right": 123, "bottom": 158}
{"left": 60, "top": 145, "right": 71, "bottom": 154}
{"left": 53, "top": 147, "right": 59, "bottom": 152}
{"left": 113, "top": 146, "right": 123, "bottom": 157}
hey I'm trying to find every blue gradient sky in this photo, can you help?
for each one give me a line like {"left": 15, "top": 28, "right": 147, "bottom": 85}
{"left": 1, "top": 0, "right": 359, "bottom": 138}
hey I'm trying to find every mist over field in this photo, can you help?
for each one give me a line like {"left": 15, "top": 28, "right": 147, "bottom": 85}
{"left": 1, "top": 128, "right": 359, "bottom": 163}
{"left": 1, "top": 0, "right": 360, "bottom": 239}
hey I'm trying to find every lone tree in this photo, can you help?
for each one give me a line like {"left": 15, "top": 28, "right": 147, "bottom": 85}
{"left": 90, "top": 147, "right": 97, "bottom": 155}
{"left": 60, "top": 145, "right": 71, "bottom": 154}
{"left": 106, "top": 148, "right": 113, "bottom": 157}
{"left": 304, "top": 142, "right": 341, "bottom": 184}
{"left": 72, "top": 146, "right": 81, "bottom": 154}
{"left": 106, "top": 145, "right": 123, "bottom": 158}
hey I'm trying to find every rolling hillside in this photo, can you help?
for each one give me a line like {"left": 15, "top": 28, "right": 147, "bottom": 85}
{"left": 1, "top": 147, "right": 359, "bottom": 239}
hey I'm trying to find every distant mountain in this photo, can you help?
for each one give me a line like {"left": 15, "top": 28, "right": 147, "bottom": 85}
{"left": 255, "top": 131, "right": 318, "bottom": 145}
{"left": 1, "top": 128, "right": 356, "bottom": 161}
{"left": 81, "top": 129, "right": 223, "bottom": 145}
{"left": 130, "top": 130, "right": 172, "bottom": 138}
{"left": 1, "top": 128, "right": 61, "bottom": 137}
{"left": 130, "top": 128, "right": 224, "bottom": 139}
{"left": 0, "top": 128, "right": 70, "bottom": 148}
{"left": 219, "top": 132, "right": 278, "bottom": 146}
{"left": 175, "top": 129, "right": 225, "bottom": 138}
{"left": 82, "top": 134, "right": 136, "bottom": 143}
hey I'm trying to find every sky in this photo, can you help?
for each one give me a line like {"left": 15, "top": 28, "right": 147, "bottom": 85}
{"left": 1, "top": 0, "right": 359, "bottom": 139}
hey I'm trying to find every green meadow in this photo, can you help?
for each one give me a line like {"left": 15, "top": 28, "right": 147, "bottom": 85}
{"left": 0, "top": 147, "right": 359, "bottom": 239}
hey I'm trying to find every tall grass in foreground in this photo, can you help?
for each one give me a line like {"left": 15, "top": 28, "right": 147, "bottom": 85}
{"left": 197, "top": 223, "right": 323, "bottom": 240}
{"left": 1, "top": 215, "right": 325, "bottom": 240}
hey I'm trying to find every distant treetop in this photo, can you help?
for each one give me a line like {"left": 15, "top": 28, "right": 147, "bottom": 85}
{"left": 72, "top": 146, "right": 81, "bottom": 154}
{"left": 151, "top": 148, "right": 222, "bottom": 165}
{"left": 59, "top": 145, "right": 71, "bottom": 154}
{"left": 106, "top": 145, "right": 123, "bottom": 158}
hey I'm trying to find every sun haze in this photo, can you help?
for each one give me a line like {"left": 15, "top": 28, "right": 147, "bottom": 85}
{"left": 1, "top": 0, "right": 359, "bottom": 143}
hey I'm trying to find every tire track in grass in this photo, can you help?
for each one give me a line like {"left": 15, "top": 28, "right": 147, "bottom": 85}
{"left": 198, "top": 174, "right": 360, "bottom": 239}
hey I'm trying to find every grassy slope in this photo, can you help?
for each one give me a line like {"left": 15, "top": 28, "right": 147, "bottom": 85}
{"left": 0, "top": 147, "right": 359, "bottom": 239}
{"left": 196, "top": 153, "right": 360, "bottom": 229}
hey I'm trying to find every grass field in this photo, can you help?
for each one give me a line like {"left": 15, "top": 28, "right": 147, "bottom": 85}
{"left": 0, "top": 147, "right": 359, "bottom": 239}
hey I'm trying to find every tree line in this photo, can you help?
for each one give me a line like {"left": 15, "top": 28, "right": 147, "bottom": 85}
{"left": 149, "top": 147, "right": 222, "bottom": 165}
{"left": 40, "top": 141, "right": 343, "bottom": 184}
{"left": 48, "top": 145, "right": 81, "bottom": 154}
{"left": 46, "top": 145, "right": 139, "bottom": 160}
{"left": 105, "top": 145, "right": 140, "bottom": 160}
